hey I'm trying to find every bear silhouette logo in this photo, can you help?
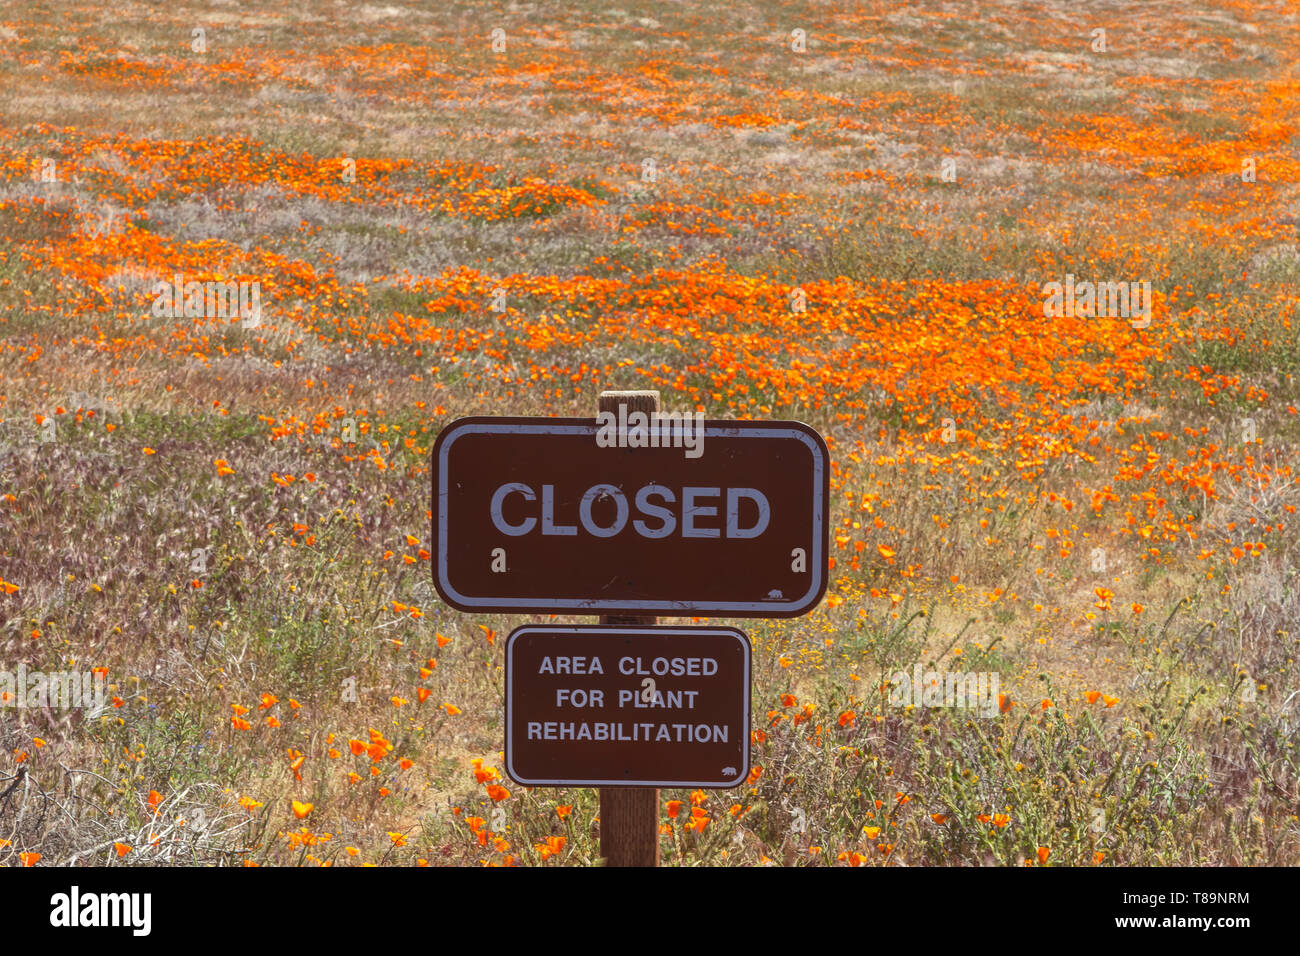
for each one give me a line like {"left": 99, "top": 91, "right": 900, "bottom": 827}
{"left": 722, "top": 767, "right": 737, "bottom": 776}
{"left": 764, "top": 589, "right": 784, "bottom": 600}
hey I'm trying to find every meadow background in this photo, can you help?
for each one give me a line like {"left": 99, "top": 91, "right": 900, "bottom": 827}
{"left": 1, "top": 0, "right": 1298, "bottom": 866}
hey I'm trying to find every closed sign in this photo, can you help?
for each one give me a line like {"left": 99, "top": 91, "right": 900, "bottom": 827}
{"left": 430, "top": 417, "right": 829, "bottom": 617}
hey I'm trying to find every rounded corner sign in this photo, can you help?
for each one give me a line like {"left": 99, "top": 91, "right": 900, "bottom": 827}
{"left": 430, "top": 416, "right": 829, "bottom": 617}
{"left": 504, "top": 625, "right": 752, "bottom": 788}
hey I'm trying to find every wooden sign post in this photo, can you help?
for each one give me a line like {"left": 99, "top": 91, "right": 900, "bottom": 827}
{"left": 598, "top": 389, "right": 659, "bottom": 868}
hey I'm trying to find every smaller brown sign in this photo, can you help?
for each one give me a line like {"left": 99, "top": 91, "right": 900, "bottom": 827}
{"left": 505, "top": 625, "right": 751, "bottom": 788}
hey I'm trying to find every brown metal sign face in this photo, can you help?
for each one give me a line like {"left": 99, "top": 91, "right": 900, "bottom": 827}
{"left": 430, "top": 416, "right": 829, "bottom": 617}
{"left": 505, "top": 625, "right": 751, "bottom": 788}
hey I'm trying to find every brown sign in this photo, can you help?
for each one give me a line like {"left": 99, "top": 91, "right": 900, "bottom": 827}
{"left": 505, "top": 625, "right": 751, "bottom": 788}
{"left": 430, "top": 416, "right": 829, "bottom": 616}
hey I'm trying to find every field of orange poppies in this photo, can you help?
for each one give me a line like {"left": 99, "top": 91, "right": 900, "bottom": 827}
{"left": 1, "top": 0, "right": 1298, "bottom": 867}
